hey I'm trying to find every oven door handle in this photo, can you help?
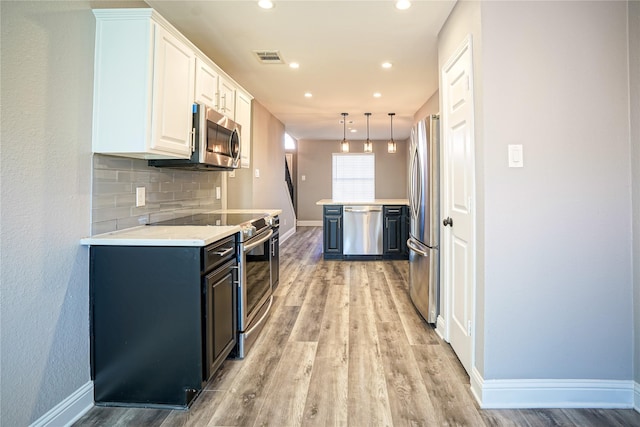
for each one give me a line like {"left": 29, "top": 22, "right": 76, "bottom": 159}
{"left": 243, "top": 229, "right": 274, "bottom": 252}
{"left": 245, "top": 295, "right": 273, "bottom": 338}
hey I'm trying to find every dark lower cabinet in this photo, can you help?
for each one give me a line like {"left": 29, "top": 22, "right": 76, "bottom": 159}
{"left": 323, "top": 205, "right": 343, "bottom": 259}
{"left": 90, "top": 235, "right": 238, "bottom": 409}
{"left": 383, "top": 205, "right": 409, "bottom": 259}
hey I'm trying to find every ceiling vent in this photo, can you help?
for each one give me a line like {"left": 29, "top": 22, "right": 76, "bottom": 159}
{"left": 254, "top": 50, "right": 284, "bottom": 64}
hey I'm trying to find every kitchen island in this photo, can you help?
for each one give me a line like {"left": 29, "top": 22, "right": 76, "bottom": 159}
{"left": 316, "top": 199, "right": 409, "bottom": 260}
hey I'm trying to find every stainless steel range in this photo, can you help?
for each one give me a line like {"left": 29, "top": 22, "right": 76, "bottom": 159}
{"left": 151, "top": 212, "right": 276, "bottom": 358}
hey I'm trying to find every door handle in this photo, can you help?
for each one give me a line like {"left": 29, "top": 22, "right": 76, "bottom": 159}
{"left": 443, "top": 217, "right": 453, "bottom": 227}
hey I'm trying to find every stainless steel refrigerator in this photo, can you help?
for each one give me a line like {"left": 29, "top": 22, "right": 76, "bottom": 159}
{"left": 407, "top": 115, "right": 440, "bottom": 324}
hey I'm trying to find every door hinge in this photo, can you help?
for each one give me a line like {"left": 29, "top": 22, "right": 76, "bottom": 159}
{"left": 467, "top": 320, "right": 472, "bottom": 336}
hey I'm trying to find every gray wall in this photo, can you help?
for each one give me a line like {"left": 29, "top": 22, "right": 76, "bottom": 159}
{"left": 296, "top": 139, "right": 408, "bottom": 222}
{"left": 227, "top": 100, "right": 297, "bottom": 235}
{"left": 0, "top": 2, "right": 94, "bottom": 425}
{"left": 441, "top": 0, "right": 634, "bottom": 382}
{"left": 630, "top": 0, "right": 640, "bottom": 388}
{"left": 481, "top": 0, "right": 632, "bottom": 381}
{"left": 92, "top": 154, "right": 223, "bottom": 234}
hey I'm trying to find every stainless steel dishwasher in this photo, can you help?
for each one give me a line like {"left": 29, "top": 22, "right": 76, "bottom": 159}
{"left": 343, "top": 205, "right": 383, "bottom": 255}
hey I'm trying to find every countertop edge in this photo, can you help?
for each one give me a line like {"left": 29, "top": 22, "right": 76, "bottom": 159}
{"left": 80, "top": 226, "right": 241, "bottom": 247}
{"left": 316, "top": 199, "right": 409, "bottom": 206}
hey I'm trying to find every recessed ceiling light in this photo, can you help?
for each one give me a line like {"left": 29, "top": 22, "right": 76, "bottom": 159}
{"left": 382, "top": 62, "right": 393, "bottom": 69}
{"left": 395, "top": 1, "right": 411, "bottom": 10}
{"left": 373, "top": 92, "right": 382, "bottom": 98}
{"left": 304, "top": 92, "right": 312, "bottom": 98}
{"left": 258, "top": 0, "right": 274, "bottom": 9}
{"left": 289, "top": 62, "right": 300, "bottom": 69}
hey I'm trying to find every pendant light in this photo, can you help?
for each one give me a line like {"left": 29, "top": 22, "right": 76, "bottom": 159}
{"left": 340, "top": 112, "right": 349, "bottom": 152}
{"left": 363, "top": 113, "right": 373, "bottom": 153}
{"left": 387, "top": 113, "right": 397, "bottom": 153}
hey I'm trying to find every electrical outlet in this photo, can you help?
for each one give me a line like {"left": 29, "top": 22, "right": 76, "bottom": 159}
{"left": 136, "top": 187, "right": 145, "bottom": 207}
{"left": 229, "top": 170, "right": 235, "bottom": 178}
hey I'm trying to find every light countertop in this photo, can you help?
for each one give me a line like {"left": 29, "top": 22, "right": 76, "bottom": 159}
{"left": 81, "top": 209, "right": 282, "bottom": 247}
{"left": 316, "top": 199, "right": 409, "bottom": 206}
{"left": 80, "top": 225, "right": 241, "bottom": 247}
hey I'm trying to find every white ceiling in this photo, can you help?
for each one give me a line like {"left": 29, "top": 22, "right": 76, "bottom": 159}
{"left": 146, "top": 0, "right": 456, "bottom": 141}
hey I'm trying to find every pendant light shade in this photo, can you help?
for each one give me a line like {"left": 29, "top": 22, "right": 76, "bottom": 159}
{"left": 363, "top": 112, "right": 373, "bottom": 153}
{"left": 387, "top": 113, "right": 397, "bottom": 153}
{"left": 340, "top": 112, "right": 349, "bottom": 153}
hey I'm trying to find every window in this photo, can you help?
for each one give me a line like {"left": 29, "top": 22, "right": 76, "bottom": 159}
{"left": 284, "top": 133, "right": 296, "bottom": 149}
{"left": 332, "top": 153, "right": 375, "bottom": 202}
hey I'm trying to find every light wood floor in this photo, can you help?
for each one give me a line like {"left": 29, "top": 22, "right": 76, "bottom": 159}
{"left": 75, "top": 227, "right": 640, "bottom": 427}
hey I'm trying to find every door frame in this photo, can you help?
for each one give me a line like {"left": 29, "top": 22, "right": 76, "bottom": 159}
{"left": 439, "top": 34, "right": 477, "bottom": 374}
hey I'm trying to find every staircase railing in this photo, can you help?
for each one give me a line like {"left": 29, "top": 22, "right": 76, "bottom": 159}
{"left": 285, "top": 156, "right": 294, "bottom": 210}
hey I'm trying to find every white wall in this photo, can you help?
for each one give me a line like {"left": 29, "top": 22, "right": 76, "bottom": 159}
{"left": 0, "top": 2, "right": 94, "bottom": 425}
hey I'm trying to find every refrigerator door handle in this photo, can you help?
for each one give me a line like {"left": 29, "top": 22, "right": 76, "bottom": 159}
{"left": 407, "top": 238, "right": 428, "bottom": 256}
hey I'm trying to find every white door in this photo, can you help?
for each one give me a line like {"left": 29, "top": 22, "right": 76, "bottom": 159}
{"left": 441, "top": 35, "right": 475, "bottom": 375}
{"left": 151, "top": 24, "right": 195, "bottom": 157}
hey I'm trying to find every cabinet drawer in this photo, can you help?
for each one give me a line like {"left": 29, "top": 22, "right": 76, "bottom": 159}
{"left": 203, "top": 235, "right": 237, "bottom": 273}
{"left": 323, "top": 205, "right": 343, "bottom": 216}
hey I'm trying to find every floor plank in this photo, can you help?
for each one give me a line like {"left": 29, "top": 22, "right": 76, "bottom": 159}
{"left": 301, "top": 284, "right": 350, "bottom": 426}
{"left": 252, "top": 341, "right": 317, "bottom": 426}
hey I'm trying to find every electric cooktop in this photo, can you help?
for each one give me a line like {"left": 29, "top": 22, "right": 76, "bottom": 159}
{"left": 150, "top": 212, "right": 272, "bottom": 242}
{"left": 151, "top": 213, "right": 267, "bottom": 227}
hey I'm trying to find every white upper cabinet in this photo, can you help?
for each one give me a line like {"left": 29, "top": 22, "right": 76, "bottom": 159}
{"left": 92, "top": 9, "right": 195, "bottom": 159}
{"left": 93, "top": 8, "right": 252, "bottom": 161}
{"left": 218, "top": 75, "right": 236, "bottom": 119}
{"left": 151, "top": 25, "right": 196, "bottom": 157}
{"left": 235, "top": 90, "right": 253, "bottom": 168}
{"left": 195, "top": 56, "right": 220, "bottom": 110}
{"left": 195, "top": 56, "right": 236, "bottom": 120}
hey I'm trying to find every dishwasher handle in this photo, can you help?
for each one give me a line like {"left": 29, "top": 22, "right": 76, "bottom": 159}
{"left": 344, "top": 206, "right": 382, "bottom": 213}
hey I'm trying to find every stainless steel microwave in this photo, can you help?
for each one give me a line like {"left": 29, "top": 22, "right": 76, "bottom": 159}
{"left": 149, "top": 104, "right": 241, "bottom": 171}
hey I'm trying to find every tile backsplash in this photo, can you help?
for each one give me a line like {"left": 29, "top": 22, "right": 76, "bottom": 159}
{"left": 91, "top": 154, "right": 223, "bottom": 234}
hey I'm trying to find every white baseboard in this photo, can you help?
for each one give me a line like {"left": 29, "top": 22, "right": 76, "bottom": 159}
{"left": 297, "top": 220, "right": 322, "bottom": 227}
{"left": 435, "top": 315, "right": 446, "bottom": 341}
{"left": 280, "top": 224, "right": 296, "bottom": 244}
{"left": 31, "top": 381, "right": 93, "bottom": 427}
{"left": 470, "top": 369, "right": 634, "bottom": 409}
{"left": 634, "top": 381, "right": 640, "bottom": 412}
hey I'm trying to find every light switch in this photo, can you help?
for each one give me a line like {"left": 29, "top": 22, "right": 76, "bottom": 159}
{"left": 508, "top": 144, "right": 524, "bottom": 168}
{"left": 215, "top": 187, "right": 221, "bottom": 200}
{"left": 301, "top": 175, "right": 306, "bottom": 181}
{"left": 255, "top": 168, "right": 260, "bottom": 178}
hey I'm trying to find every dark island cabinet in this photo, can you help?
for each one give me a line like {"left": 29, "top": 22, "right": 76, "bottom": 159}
{"left": 90, "top": 234, "right": 238, "bottom": 409}
{"left": 323, "top": 205, "right": 343, "bottom": 259}
{"left": 383, "top": 205, "right": 409, "bottom": 259}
